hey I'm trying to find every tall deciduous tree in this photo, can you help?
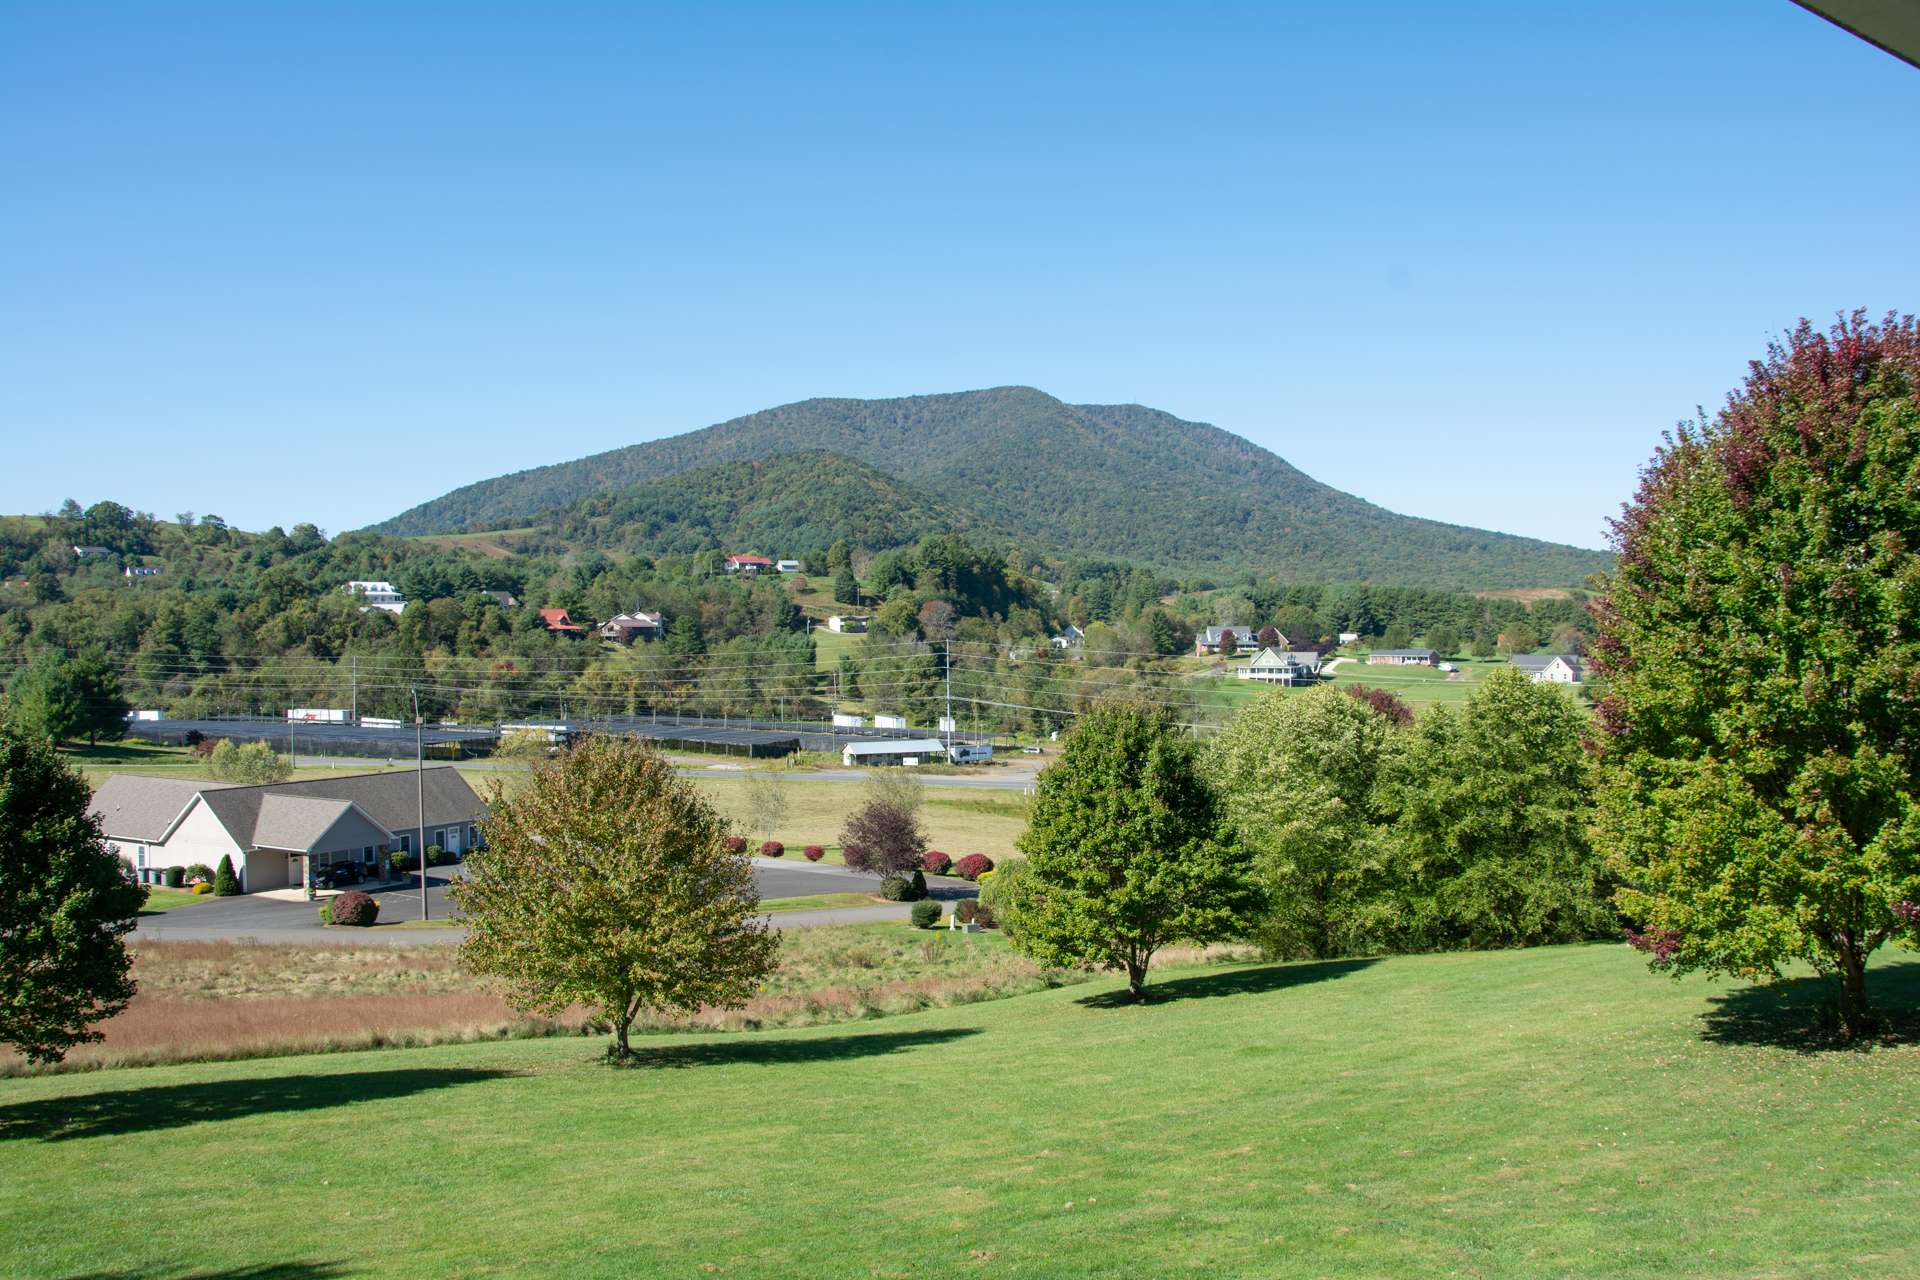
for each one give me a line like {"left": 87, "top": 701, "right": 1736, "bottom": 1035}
{"left": 0, "top": 713, "right": 144, "bottom": 1063}
{"left": 1383, "top": 667, "right": 1608, "bottom": 950}
{"left": 1213, "top": 687, "right": 1399, "bottom": 959}
{"left": 839, "top": 799, "right": 926, "bottom": 876}
{"left": 452, "top": 736, "right": 777, "bottom": 1061}
{"left": 1592, "top": 312, "right": 1920, "bottom": 1038}
{"left": 1009, "top": 701, "right": 1259, "bottom": 1000}
{"left": 742, "top": 770, "right": 789, "bottom": 846}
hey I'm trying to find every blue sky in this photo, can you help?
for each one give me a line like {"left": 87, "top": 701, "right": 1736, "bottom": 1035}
{"left": 3, "top": 2, "right": 1916, "bottom": 550}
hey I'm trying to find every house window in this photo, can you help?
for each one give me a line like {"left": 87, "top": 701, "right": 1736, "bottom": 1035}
{"left": 434, "top": 829, "right": 446, "bottom": 850}
{"left": 398, "top": 834, "right": 412, "bottom": 854}
{"left": 363, "top": 846, "right": 375, "bottom": 864}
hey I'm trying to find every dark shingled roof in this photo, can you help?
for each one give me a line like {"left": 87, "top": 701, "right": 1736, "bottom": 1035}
{"left": 198, "top": 768, "right": 486, "bottom": 846}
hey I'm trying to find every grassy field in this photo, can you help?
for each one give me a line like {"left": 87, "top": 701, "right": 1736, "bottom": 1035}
{"left": 2, "top": 944, "right": 1914, "bottom": 1277}
{"left": 1, "top": 926, "right": 1082, "bottom": 1078}
{"left": 63, "top": 740, "right": 505, "bottom": 792}
{"left": 137, "top": 887, "right": 203, "bottom": 914}
{"left": 689, "top": 775, "right": 1030, "bottom": 863}
{"left": 760, "top": 891, "right": 876, "bottom": 913}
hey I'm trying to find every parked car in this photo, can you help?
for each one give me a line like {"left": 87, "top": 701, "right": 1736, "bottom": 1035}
{"left": 1022, "top": 745, "right": 1044, "bottom": 755}
{"left": 317, "top": 863, "right": 362, "bottom": 889}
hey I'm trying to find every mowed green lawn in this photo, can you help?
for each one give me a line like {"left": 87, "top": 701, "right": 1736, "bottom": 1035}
{"left": 3, "top": 944, "right": 1916, "bottom": 1278}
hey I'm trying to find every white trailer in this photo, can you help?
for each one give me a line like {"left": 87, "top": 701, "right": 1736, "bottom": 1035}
{"left": 831, "top": 713, "right": 866, "bottom": 729}
{"left": 286, "top": 708, "right": 348, "bottom": 723}
{"left": 947, "top": 743, "right": 994, "bottom": 765}
{"left": 874, "top": 714, "right": 908, "bottom": 730}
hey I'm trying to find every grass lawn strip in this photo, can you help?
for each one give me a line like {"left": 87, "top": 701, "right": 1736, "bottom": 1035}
{"left": 1, "top": 945, "right": 1914, "bottom": 1277}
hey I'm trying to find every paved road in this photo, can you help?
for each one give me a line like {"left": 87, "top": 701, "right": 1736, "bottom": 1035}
{"left": 132, "top": 856, "right": 972, "bottom": 946}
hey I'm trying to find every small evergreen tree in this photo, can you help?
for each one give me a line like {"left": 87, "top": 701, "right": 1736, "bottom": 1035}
{"left": 213, "top": 853, "right": 240, "bottom": 896}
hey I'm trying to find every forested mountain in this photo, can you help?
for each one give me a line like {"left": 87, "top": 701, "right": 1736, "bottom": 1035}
{"left": 514, "top": 451, "right": 976, "bottom": 558}
{"left": 372, "top": 387, "right": 1610, "bottom": 590}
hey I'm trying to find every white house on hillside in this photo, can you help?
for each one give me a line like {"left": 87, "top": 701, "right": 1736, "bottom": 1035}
{"left": 826, "top": 614, "right": 870, "bottom": 633}
{"left": 1511, "top": 653, "right": 1583, "bottom": 684}
{"left": 344, "top": 580, "right": 406, "bottom": 614}
{"left": 1236, "top": 647, "right": 1323, "bottom": 685}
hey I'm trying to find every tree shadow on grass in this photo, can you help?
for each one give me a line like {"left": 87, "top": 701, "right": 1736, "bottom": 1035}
{"left": 1076, "top": 958, "right": 1376, "bottom": 1008}
{"left": 0, "top": 1068, "right": 517, "bottom": 1144}
{"left": 67, "top": 1265, "right": 345, "bottom": 1280}
{"left": 1699, "top": 959, "right": 1920, "bottom": 1053}
{"left": 620, "top": 1026, "right": 979, "bottom": 1070}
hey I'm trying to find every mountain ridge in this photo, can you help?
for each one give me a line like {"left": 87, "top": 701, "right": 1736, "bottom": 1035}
{"left": 373, "top": 387, "right": 1610, "bottom": 589}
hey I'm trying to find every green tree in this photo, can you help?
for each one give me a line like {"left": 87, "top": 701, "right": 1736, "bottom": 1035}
{"left": 4, "top": 655, "right": 83, "bottom": 744}
{"left": 833, "top": 566, "right": 859, "bottom": 605}
{"left": 1592, "top": 313, "right": 1920, "bottom": 1038}
{"left": 213, "top": 853, "right": 239, "bottom": 895}
{"left": 68, "top": 652, "right": 130, "bottom": 744}
{"left": 206, "top": 739, "right": 293, "bottom": 784}
{"left": 1213, "top": 687, "right": 1398, "bottom": 959}
{"left": 1380, "top": 621, "right": 1412, "bottom": 650}
{"left": 1148, "top": 610, "right": 1179, "bottom": 657}
{"left": 0, "top": 714, "right": 144, "bottom": 1063}
{"left": 1383, "top": 667, "right": 1608, "bottom": 950}
{"left": 1427, "top": 624, "right": 1460, "bottom": 658}
{"left": 452, "top": 736, "right": 777, "bottom": 1062}
{"left": 1009, "top": 701, "right": 1260, "bottom": 1000}
{"left": 1470, "top": 625, "right": 1497, "bottom": 659}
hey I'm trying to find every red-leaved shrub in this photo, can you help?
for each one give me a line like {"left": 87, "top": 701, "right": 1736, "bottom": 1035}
{"left": 921, "top": 850, "right": 952, "bottom": 875}
{"left": 328, "top": 890, "right": 379, "bottom": 928}
{"left": 760, "top": 840, "right": 784, "bottom": 858}
{"left": 952, "top": 853, "right": 994, "bottom": 881}
{"left": 724, "top": 837, "right": 748, "bottom": 855}
{"left": 803, "top": 845, "right": 825, "bottom": 862}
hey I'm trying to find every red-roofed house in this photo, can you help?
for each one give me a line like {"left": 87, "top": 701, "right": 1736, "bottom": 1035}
{"left": 724, "top": 554, "right": 774, "bottom": 576}
{"left": 539, "top": 607, "right": 585, "bottom": 634}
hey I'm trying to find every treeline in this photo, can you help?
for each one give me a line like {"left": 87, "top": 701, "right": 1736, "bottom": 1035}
{"left": 999, "top": 671, "right": 1610, "bottom": 998}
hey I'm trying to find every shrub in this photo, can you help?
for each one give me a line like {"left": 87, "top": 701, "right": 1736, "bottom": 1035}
{"left": 213, "top": 854, "right": 240, "bottom": 896}
{"left": 921, "top": 850, "right": 952, "bottom": 875}
{"left": 840, "top": 800, "right": 927, "bottom": 875}
{"left": 389, "top": 851, "right": 413, "bottom": 877}
{"left": 879, "top": 875, "right": 911, "bottom": 902}
{"left": 972, "top": 901, "right": 997, "bottom": 928}
{"left": 184, "top": 863, "right": 213, "bottom": 884}
{"left": 977, "top": 858, "right": 1029, "bottom": 929}
{"left": 760, "top": 841, "right": 785, "bottom": 858}
{"left": 190, "top": 882, "right": 213, "bottom": 895}
{"left": 907, "top": 869, "right": 928, "bottom": 901}
{"left": 803, "top": 845, "right": 825, "bottom": 862}
{"left": 955, "top": 900, "right": 979, "bottom": 924}
{"left": 317, "top": 903, "right": 332, "bottom": 925}
{"left": 163, "top": 866, "right": 184, "bottom": 888}
{"left": 952, "top": 853, "right": 994, "bottom": 881}
{"left": 724, "top": 836, "right": 749, "bottom": 855}
{"left": 910, "top": 900, "right": 942, "bottom": 929}
{"left": 425, "top": 844, "right": 446, "bottom": 867}
{"left": 328, "top": 890, "right": 379, "bottom": 927}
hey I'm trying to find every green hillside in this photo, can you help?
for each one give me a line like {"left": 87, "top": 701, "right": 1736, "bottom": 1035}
{"left": 525, "top": 449, "right": 976, "bottom": 557}
{"left": 3, "top": 944, "right": 1913, "bottom": 1278}
{"left": 371, "top": 387, "right": 1611, "bottom": 589}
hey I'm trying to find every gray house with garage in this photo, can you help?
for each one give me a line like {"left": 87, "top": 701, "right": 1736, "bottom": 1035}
{"left": 89, "top": 768, "right": 488, "bottom": 893}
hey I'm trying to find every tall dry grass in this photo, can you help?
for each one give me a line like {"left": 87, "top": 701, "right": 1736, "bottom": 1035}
{"left": 0, "top": 927, "right": 1128, "bottom": 1077}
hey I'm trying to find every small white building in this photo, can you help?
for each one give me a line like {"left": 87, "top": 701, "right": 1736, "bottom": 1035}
{"left": 843, "top": 738, "right": 947, "bottom": 767}
{"left": 826, "top": 614, "right": 870, "bottom": 633}
{"left": 1049, "top": 624, "right": 1085, "bottom": 650}
{"left": 345, "top": 580, "right": 406, "bottom": 614}
{"left": 776, "top": 560, "right": 802, "bottom": 574}
{"left": 1338, "top": 631, "right": 1360, "bottom": 645}
{"left": 1511, "top": 654, "right": 1583, "bottom": 684}
{"left": 1367, "top": 648, "right": 1439, "bottom": 666}
{"left": 123, "top": 565, "right": 162, "bottom": 578}
{"left": 873, "top": 713, "right": 909, "bottom": 730}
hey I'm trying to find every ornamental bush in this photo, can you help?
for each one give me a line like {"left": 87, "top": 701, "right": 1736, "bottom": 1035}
{"left": 328, "top": 890, "right": 379, "bottom": 927}
{"left": 879, "top": 875, "right": 911, "bottom": 902}
{"left": 185, "top": 863, "right": 213, "bottom": 884}
{"left": 921, "top": 850, "right": 952, "bottom": 875}
{"left": 163, "top": 866, "right": 184, "bottom": 888}
{"left": 952, "top": 854, "right": 994, "bottom": 881}
{"left": 910, "top": 900, "right": 942, "bottom": 929}
{"left": 426, "top": 844, "right": 447, "bottom": 867}
{"left": 213, "top": 854, "right": 240, "bottom": 896}
{"left": 724, "top": 836, "right": 749, "bottom": 855}
{"left": 955, "top": 900, "right": 979, "bottom": 924}
{"left": 389, "top": 851, "right": 413, "bottom": 876}
{"left": 760, "top": 841, "right": 784, "bottom": 858}
{"left": 972, "top": 900, "right": 997, "bottom": 928}
{"left": 191, "top": 882, "right": 213, "bottom": 895}
{"left": 803, "top": 845, "right": 825, "bottom": 862}
{"left": 907, "top": 869, "right": 928, "bottom": 901}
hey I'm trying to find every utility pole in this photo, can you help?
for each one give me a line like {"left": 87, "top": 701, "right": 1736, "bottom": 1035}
{"left": 944, "top": 640, "right": 953, "bottom": 749}
{"left": 350, "top": 655, "right": 357, "bottom": 723}
{"left": 412, "top": 686, "right": 429, "bottom": 922}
